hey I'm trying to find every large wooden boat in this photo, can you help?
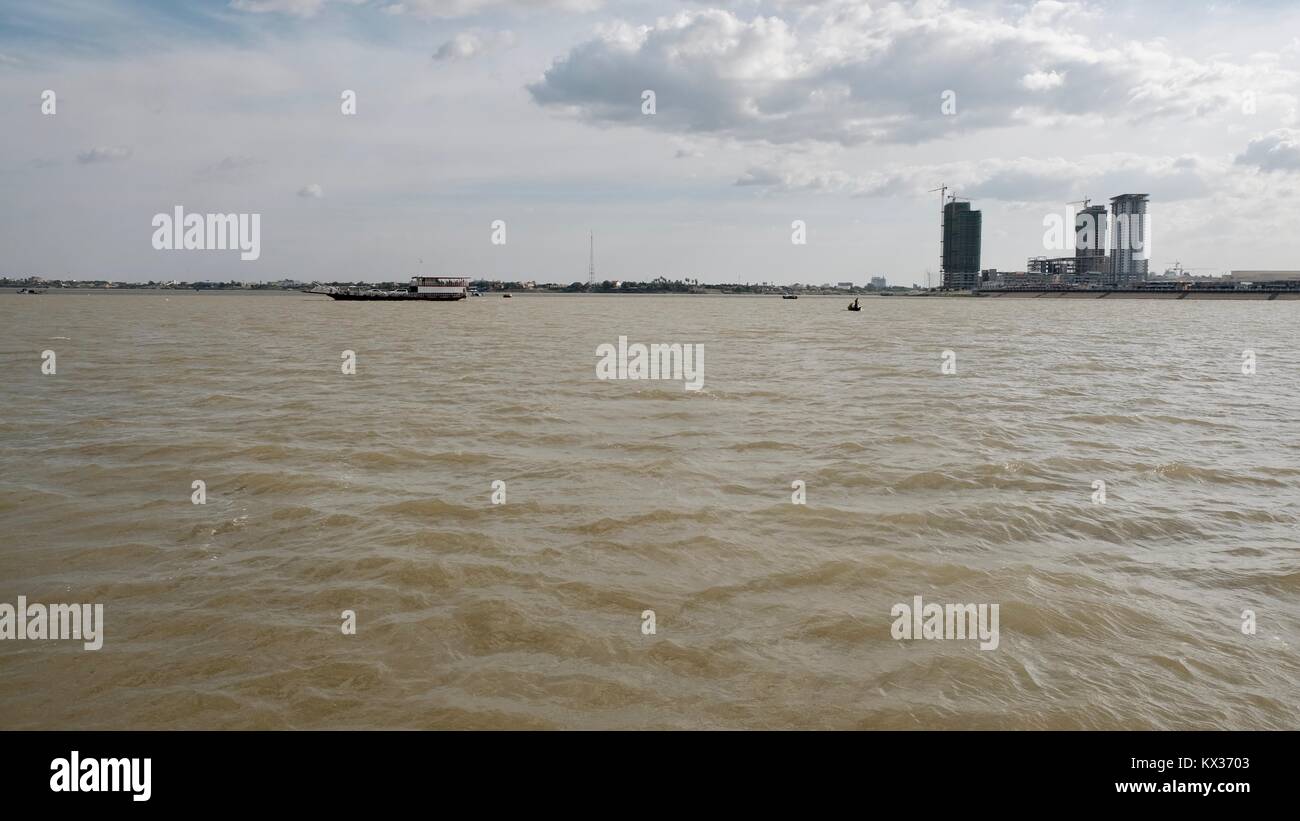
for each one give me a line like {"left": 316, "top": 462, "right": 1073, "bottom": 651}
{"left": 317, "top": 276, "right": 470, "bottom": 301}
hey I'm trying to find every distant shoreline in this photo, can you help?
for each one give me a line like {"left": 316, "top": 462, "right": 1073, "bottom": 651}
{"left": 0, "top": 288, "right": 965, "bottom": 299}
{"left": 0, "top": 287, "right": 303, "bottom": 296}
{"left": 6, "top": 287, "right": 1299, "bottom": 301}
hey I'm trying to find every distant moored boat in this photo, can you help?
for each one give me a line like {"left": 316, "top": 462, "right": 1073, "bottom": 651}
{"left": 319, "top": 276, "right": 470, "bottom": 301}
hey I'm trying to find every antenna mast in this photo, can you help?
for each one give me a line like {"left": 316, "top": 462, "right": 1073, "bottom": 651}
{"left": 587, "top": 231, "right": 595, "bottom": 289}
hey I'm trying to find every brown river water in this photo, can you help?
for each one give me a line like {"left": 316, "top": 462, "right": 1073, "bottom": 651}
{"left": 1, "top": 291, "right": 1297, "bottom": 729}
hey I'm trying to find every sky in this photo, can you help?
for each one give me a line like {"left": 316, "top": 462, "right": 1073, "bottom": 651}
{"left": 2, "top": 0, "right": 1299, "bottom": 285}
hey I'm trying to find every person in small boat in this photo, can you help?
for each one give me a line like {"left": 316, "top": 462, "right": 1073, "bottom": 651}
{"left": 849, "top": 298, "right": 859, "bottom": 309}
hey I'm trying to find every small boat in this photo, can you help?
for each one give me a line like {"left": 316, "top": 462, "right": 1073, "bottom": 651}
{"left": 782, "top": 294, "right": 798, "bottom": 299}
{"left": 847, "top": 298, "right": 861, "bottom": 311}
{"left": 502, "top": 293, "right": 512, "bottom": 298}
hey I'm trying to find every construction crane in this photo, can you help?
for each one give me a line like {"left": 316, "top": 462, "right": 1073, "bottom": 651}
{"left": 1067, "top": 199, "right": 1104, "bottom": 252}
{"left": 927, "top": 185, "right": 975, "bottom": 288}
{"left": 927, "top": 185, "right": 948, "bottom": 289}
{"left": 1162, "top": 261, "right": 1220, "bottom": 278}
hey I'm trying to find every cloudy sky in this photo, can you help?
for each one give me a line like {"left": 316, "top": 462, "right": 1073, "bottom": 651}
{"left": 2, "top": 0, "right": 1299, "bottom": 284}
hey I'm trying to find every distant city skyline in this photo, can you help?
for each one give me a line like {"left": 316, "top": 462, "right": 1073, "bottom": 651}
{"left": 3, "top": 0, "right": 1299, "bottom": 284}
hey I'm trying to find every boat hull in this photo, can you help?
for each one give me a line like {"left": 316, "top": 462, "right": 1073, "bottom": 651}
{"left": 324, "top": 293, "right": 466, "bottom": 301}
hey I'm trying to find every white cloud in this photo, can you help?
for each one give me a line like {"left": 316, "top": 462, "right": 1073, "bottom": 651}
{"left": 384, "top": 0, "right": 599, "bottom": 18}
{"left": 1021, "top": 0, "right": 1087, "bottom": 29}
{"left": 733, "top": 152, "right": 1227, "bottom": 204}
{"left": 434, "top": 30, "right": 516, "bottom": 62}
{"left": 233, "top": 0, "right": 597, "bottom": 18}
{"left": 203, "top": 155, "right": 262, "bottom": 175}
{"left": 529, "top": 3, "right": 1300, "bottom": 146}
{"left": 1235, "top": 129, "right": 1300, "bottom": 172}
{"left": 229, "top": 0, "right": 329, "bottom": 18}
{"left": 735, "top": 166, "right": 784, "bottom": 187}
{"left": 76, "top": 146, "right": 133, "bottom": 164}
{"left": 1021, "top": 70, "right": 1064, "bottom": 91}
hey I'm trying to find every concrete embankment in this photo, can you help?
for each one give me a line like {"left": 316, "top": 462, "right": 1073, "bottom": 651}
{"left": 981, "top": 290, "right": 1292, "bottom": 300}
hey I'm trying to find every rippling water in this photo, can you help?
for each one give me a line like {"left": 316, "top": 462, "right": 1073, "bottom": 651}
{"left": 1, "top": 291, "right": 1297, "bottom": 729}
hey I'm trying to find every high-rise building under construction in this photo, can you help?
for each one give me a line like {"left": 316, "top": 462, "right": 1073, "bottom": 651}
{"left": 941, "top": 200, "right": 981, "bottom": 289}
{"left": 1075, "top": 204, "right": 1109, "bottom": 277}
{"left": 1109, "top": 194, "right": 1149, "bottom": 284}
